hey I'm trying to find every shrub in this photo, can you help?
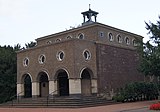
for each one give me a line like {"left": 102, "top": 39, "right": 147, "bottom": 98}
{"left": 113, "top": 82, "right": 159, "bottom": 102}
{"left": 113, "top": 89, "right": 125, "bottom": 102}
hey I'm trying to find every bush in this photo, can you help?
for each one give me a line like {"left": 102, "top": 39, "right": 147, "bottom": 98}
{"left": 113, "top": 88, "right": 125, "bottom": 102}
{"left": 113, "top": 82, "right": 159, "bottom": 102}
{"left": 113, "top": 94, "right": 125, "bottom": 102}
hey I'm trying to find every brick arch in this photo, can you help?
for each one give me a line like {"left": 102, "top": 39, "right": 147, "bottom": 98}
{"left": 21, "top": 73, "right": 33, "bottom": 83}
{"left": 80, "top": 67, "right": 93, "bottom": 96}
{"left": 80, "top": 67, "right": 93, "bottom": 79}
{"left": 37, "top": 71, "right": 49, "bottom": 97}
{"left": 53, "top": 68, "right": 70, "bottom": 80}
{"left": 54, "top": 68, "right": 70, "bottom": 96}
{"left": 21, "top": 73, "right": 32, "bottom": 98}
{"left": 36, "top": 70, "right": 50, "bottom": 82}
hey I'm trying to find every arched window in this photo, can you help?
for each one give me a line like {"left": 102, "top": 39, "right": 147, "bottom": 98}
{"left": 133, "top": 39, "right": 138, "bottom": 46}
{"left": 47, "top": 41, "right": 52, "bottom": 44}
{"left": 55, "top": 38, "right": 61, "bottom": 42}
{"left": 108, "top": 33, "right": 113, "bottom": 41}
{"left": 125, "top": 37, "right": 130, "bottom": 45}
{"left": 117, "top": 35, "right": 122, "bottom": 43}
{"left": 66, "top": 36, "right": 72, "bottom": 39}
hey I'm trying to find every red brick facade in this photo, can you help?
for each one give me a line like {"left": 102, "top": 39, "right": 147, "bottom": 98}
{"left": 96, "top": 44, "right": 143, "bottom": 93}
{"left": 17, "top": 22, "right": 144, "bottom": 98}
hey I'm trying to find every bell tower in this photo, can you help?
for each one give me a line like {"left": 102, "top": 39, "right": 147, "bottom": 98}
{"left": 81, "top": 4, "right": 99, "bottom": 25}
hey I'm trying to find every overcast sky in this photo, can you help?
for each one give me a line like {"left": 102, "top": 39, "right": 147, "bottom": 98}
{"left": 0, "top": 0, "right": 160, "bottom": 47}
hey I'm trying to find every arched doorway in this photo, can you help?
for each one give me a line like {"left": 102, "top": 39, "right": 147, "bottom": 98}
{"left": 81, "top": 69, "right": 92, "bottom": 96}
{"left": 38, "top": 72, "right": 49, "bottom": 97}
{"left": 57, "top": 70, "right": 69, "bottom": 96}
{"left": 23, "top": 74, "right": 32, "bottom": 98}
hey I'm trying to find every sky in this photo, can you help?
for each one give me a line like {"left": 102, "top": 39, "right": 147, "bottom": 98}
{"left": 0, "top": 0, "right": 160, "bottom": 47}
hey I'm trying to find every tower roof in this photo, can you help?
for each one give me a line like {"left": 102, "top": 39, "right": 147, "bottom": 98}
{"left": 81, "top": 5, "right": 99, "bottom": 25}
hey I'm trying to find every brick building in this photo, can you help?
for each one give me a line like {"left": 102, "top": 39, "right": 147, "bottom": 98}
{"left": 17, "top": 8, "right": 143, "bottom": 99}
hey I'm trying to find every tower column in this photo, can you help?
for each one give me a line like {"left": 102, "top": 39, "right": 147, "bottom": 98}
{"left": 83, "top": 15, "right": 85, "bottom": 23}
{"left": 95, "top": 15, "right": 97, "bottom": 22}
{"left": 91, "top": 79, "right": 98, "bottom": 94}
{"left": 17, "top": 83, "right": 24, "bottom": 99}
{"left": 49, "top": 80, "right": 54, "bottom": 94}
{"left": 69, "top": 78, "right": 81, "bottom": 96}
{"left": 32, "top": 81, "right": 39, "bottom": 98}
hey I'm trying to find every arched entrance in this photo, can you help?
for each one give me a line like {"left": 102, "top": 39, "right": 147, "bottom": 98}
{"left": 57, "top": 70, "right": 69, "bottom": 96}
{"left": 23, "top": 74, "right": 32, "bottom": 98}
{"left": 81, "top": 69, "right": 92, "bottom": 96}
{"left": 38, "top": 72, "right": 49, "bottom": 97}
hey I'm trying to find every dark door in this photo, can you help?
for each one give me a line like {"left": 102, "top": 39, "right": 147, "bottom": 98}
{"left": 39, "top": 73, "right": 49, "bottom": 97}
{"left": 58, "top": 72, "right": 69, "bottom": 96}
{"left": 81, "top": 69, "right": 91, "bottom": 96}
{"left": 24, "top": 75, "right": 32, "bottom": 98}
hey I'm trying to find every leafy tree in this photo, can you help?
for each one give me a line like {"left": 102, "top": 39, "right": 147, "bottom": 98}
{"left": 0, "top": 41, "right": 35, "bottom": 103}
{"left": 25, "top": 41, "right": 36, "bottom": 49}
{"left": 0, "top": 44, "right": 22, "bottom": 103}
{"left": 139, "top": 16, "right": 160, "bottom": 79}
{"left": 14, "top": 44, "right": 22, "bottom": 51}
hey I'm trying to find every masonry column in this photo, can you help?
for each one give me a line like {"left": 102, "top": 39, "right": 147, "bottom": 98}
{"left": 49, "top": 80, "right": 54, "bottom": 95}
{"left": 17, "top": 83, "right": 24, "bottom": 99}
{"left": 91, "top": 79, "right": 98, "bottom": 94}
{"left": 32, "top": 81, "right": 39, "bottom": 98}
{"left": 69, "top": 78, "right": 81, "bottom": 96}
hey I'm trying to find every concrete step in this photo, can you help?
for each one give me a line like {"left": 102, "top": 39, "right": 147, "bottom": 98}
{"left": 0, "top": 96, "right": 115, "bottom": 108}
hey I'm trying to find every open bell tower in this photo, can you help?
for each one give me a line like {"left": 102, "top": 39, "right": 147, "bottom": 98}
{"left": 81, "top": 4, "right": 99, "bottom": 25}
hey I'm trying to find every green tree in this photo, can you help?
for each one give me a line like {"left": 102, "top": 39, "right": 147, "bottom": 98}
{"left": 139, "top": 16, "right": 160, "bottom": 79}
{"left": 0, "top": 41, "right": 35, "bottom": 103}
{"left": 25, "top": 41, "right": 36, "bottom": 49}
{"left": 0, "top": 45, "right": 21, "bottom": 103}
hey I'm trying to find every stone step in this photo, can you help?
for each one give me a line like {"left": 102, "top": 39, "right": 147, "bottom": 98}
{"left": 0, "top": 96, "right": 115, "bottom": 108}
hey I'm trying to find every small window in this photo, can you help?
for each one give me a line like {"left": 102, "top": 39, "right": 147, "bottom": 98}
{"left": 117, "top": 35, "right": 122, "bottom": 43}
{"left": 57, "top": 51, "right": 65, "bottom": 61}
{"left": 66, "top": 36, "right": 72, "bottom": 39}
{"left": 99, "top": 31, "right": 104, "bottom": 38}
{"left": 78, "top": 33, "right": 84, "bottom": 39}
{"left": 23, "top": 57, "right": 29, "bottom": 67}
{"left": 55, "top": 38, "right": 61, "bottom": 42}
{"left": 83, "top": 50, "right": 91, "bottom": 61}
{"left": 47, "top": 41, "right": 52, "bottom": 44}
{"left": 125, "top": 37, "right": 130, "bottom": 45}
{"left": 133, "top": 39, "right": 138, "bottom": 46}
{"left": 39, "top": 54, "right": 46, "bottom": 64}
{"left": 108, "top": 33, "right": 113, "bottom": 41}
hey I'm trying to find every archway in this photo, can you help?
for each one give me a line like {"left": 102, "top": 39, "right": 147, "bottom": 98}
{"left": 57, "top": 70, "right": 69, "bottom": 96}
{"left": 81, "top": 68, "right": 92, "bottom": 96}
{"left": 38, "top": 72, "right": 49, "bottom": 97}
{"left": 23, "top": 74, "right": 32, "bottom": 98}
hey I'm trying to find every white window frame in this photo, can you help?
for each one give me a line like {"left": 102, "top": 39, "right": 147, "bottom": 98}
{"left": 108, "top": 32, "right": 114, "bottom": 42}
{"left": 23, "top": 57, "right": 29, "bottom": 67}
{"left": 56, "top": 51, "right": 65, "bottom": 61}
{"left": 39, "top": 54, "right": 46, "bottom": 64}
{"left": 83, "top": 50, "right": 91, "bottom": 61}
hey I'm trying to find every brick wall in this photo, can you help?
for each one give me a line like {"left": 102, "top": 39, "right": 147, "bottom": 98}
{"left": 96, "top": 43, "right": 144, "bottom": 93}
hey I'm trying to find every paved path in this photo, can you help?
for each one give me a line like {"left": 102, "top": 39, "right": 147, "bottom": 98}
{"left": 120, "top": 107, "right": 155, "bottom": 112}
{"left": 0, "top": 100, "right": 158, "bottom": 112}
